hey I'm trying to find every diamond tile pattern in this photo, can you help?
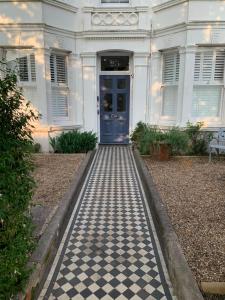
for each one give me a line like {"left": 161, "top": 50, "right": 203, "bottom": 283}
{"left": 40, "top": 146, "right": 175, "bottom": 300}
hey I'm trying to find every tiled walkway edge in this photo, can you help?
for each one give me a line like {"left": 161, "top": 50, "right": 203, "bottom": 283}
{"left": 23, "top": 151, "right": 96, "bottom": 300}
{"left": 133, "top": 148, "right": 204, "bottom": 300}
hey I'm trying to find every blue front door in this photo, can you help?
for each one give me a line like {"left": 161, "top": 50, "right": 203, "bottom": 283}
{"left": 100, "top": 75, "right": 130, "bottom": 144}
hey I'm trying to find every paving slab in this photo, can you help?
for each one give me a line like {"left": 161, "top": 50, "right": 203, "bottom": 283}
{"left": 38, "top": 146, "right": 176, "bottom": 300}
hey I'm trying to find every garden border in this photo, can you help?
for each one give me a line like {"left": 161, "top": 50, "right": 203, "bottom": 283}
{"left": 21, "top": 150, "right": 96, "bottom": 300}
{"left": 133, "top": 148, "right": 204, "bottom": 300}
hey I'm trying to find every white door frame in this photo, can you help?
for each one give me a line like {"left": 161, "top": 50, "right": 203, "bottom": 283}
{"left": 96, "top": 51, "right": 134, "bottom": 143}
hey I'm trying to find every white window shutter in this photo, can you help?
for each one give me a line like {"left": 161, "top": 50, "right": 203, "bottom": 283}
{"left": 175, "top": 53, "right": 180, "bottom": 82}
{"left": 56, "top": 55, "right": 67, "bottom": 83}
{"left": 50, "top": 54, "right": 67, "bottom": 84}
{"left": 162, "top": 51, "right": 179, "bottom": 118}
{"left": 162, "top": 86, "right": 177, "bottom": 117}
{"left": 19, "top": 56, "right": 29, "bottom": 81}
{"left": 202, "top": 52, "right": 213, "bottom": 81}
{"left": 214, "top": 50, "right": 225, "bottom": 81}
{"left": 50, "top": 53, "right": 69, "bottom": 120}
{"left": 194, "top": 50, "right": 225, "bottom": 82}
{"left": 163, "top": 52, "right": 180, "bottom": 84}
{"left": 194, "top": 52, "right": 201, "bottom": 81}
{"left": 30, "top": 54, "right": 36, "bottom": 82}
{"left": 51, "top": 88, "right": 69, "bottom": 118}
{"left": 50, "top": 54, "right": 55, "bottom": 83}
{"left": 192, "top": 86, "right": 222, "bottom": 117}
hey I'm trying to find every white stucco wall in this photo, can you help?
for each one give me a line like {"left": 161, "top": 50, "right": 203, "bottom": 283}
{"left": 1, "top": 0, "right": 225, "bottom": 151}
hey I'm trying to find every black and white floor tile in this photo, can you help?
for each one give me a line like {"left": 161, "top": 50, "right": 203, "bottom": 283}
{"left": 39, "top": 146, "right": 176, "bottom": 300}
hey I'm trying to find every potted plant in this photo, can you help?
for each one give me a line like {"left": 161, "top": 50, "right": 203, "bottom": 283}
{"left": 158, "top": 140, "right": 171, "bottom": 161}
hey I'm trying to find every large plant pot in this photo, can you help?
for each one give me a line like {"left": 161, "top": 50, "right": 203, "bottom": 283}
{"left": 150, "top": 143, "right": 159, "bottom": 159}
{"left": 158, "top": 142, "right": 171, "bottom": 161}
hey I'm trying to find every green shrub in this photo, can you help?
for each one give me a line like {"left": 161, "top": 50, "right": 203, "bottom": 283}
{"left": 130, "top": 121, "right": 148, "bottom": 145}
{"left": 139, "top": 126, "right": 164, "bottom": 155}
{"left": 132, "top": 121, "right": 213, "bottom": 156}
{"left": 165, "top": 127, "right": 189, "bottom": 155}
{"left": 50, "top": 130, "right": 97, "bottom": 153}
{"left": 0, "top": 68, "right": 38, "bottom": 298}
{"left": 185, "top": 121, "right": 212, "bottom": 155}
{"left": 30, "top": 142, "right": 41, "bottom": 153}
{"left": 132, "top": 123, "right": 189, "bottom": 155}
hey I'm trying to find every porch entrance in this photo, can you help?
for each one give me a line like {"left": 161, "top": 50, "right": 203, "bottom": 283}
{"left": 100, "top": 75, "right": 130, "bottom": 144}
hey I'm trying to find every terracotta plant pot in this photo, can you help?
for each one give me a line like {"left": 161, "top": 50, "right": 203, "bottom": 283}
{"left": 158, "top": 142, "right": 171, "bottom": 161}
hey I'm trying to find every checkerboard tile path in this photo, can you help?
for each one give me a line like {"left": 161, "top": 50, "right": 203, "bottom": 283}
{"left": 39, "top": 146, "right": 176, "bottom": 300}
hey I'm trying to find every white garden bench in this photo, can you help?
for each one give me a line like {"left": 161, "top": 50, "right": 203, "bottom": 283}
{"left": 209, "top": 128, "right": 225, "bottom": 162}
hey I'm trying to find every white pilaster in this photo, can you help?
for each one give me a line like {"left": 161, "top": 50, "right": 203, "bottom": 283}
{"left": 149, "top": 51, "right": 162, "bottom": 125}
{"left": 81, "top": 53, "right": 97, "bottom": 133}
{"left": 132, "top": 53, "right": 150, "bottom": 128}
{"left": 35, "top": 48, "right": 51, "bottom": 125}
{"left": 177, "top": 46, "right": 196, "bottom": 126}
{"left": 68, "top": 53, "right": 83, "bottom": 126}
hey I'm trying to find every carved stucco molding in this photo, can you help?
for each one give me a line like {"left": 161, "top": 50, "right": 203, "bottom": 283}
{"left": 92, "top": 12, "right": 139, "bottom": 26}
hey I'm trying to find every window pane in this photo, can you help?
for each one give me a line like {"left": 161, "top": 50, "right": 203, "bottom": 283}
{"left": 117, "top": 79, "right": 126, "bottom": 89}
{"left": 103, "top": 94, "right": 113, "bottom": 112}
{"left": 102, "top": 79, "right": 112, "bottom": 90}
{"left": 101, "top": 56, "right": 129, "bottom": 71}
{"left": 117, "top": 94, "right": 126, "bottom": 112}
{"left": 192, "top": 86, "right": 221, "bottom": 117}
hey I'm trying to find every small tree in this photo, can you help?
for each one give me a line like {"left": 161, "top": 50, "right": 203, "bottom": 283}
{"left": 0, "top": 66, "right": 38, "bottom": 298}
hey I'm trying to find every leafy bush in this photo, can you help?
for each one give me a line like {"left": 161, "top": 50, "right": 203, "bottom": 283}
{"left": 132, "top": 123, "right": 189, "bottom": 155}
{"left": 30, "top": 142, "right": 41, "bottom": 153}
{"left": 132, "top": 121, "right": 213, "bottom": 156}
{"left": 130, "top": 121, "right": 148, "bottom": 145}
{"left": 50, "top": 130, "right": 97, "bottom": 153}
{"left": 0, "top": 68, "right": 38, "bottom": 298}
{"left": 139, "top": 126, "right": 164, "bottom": 155}
{"left": 185, "top": 121, "right": 212, "bottom": 155}
{"left": 165, "top": 127, "right": 189, "bottom": 155}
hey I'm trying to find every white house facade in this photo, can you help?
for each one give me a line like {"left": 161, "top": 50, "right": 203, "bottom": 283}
{"left": 1, "top": 0, "right": 225, "bottom": 150}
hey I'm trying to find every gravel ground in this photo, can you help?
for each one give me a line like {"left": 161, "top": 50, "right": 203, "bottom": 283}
{"left": 31, "top": 154, "right": 85, "bottom": 237}
{"left": 144, "top": 157, "right": 225, "bottom": 284}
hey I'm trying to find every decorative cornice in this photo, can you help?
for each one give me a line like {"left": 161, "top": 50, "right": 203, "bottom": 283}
{"left": 78, "top": 30, "right": 150, "bottom": 40}
{"left": 83, "top": 6, "right": 149, "bottom": 13}
{"left": 0, "top": 23, "right": 76, "bottom": 38}
{"left": 153, "top": 21, "right": 225, "bottom": 37}
{"left": 0, "top": 0, "right": 78, "bottom": 13}
{"left": 152, "top": 0, "right": 187, "bottom": 12}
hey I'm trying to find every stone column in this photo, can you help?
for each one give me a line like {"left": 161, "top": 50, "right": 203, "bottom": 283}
{"left": 81, "top": 53, "right": 97, "bottom": 133}
{"left": 35, "top": 48, "right": 51, "bottom": 125}
{"left": 149, "top": 51, "right": 162, "bottom": 125}
{"left": 177, "top": 46, "right": 196, "bottom": 126}
{"left": 132, "top": 53, "right": 150, "bottom": 128}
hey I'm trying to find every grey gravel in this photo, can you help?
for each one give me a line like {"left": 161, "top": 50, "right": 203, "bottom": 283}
{"left": 31, "top": 154, "right": 85, "bottom": 237}
{"left": 144, "top": 157, "right": 225, "bottom": 284}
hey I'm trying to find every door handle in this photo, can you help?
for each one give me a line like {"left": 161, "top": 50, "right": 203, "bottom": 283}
{"left": 110, "top": 114, "right": 119, "bottom": 119}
